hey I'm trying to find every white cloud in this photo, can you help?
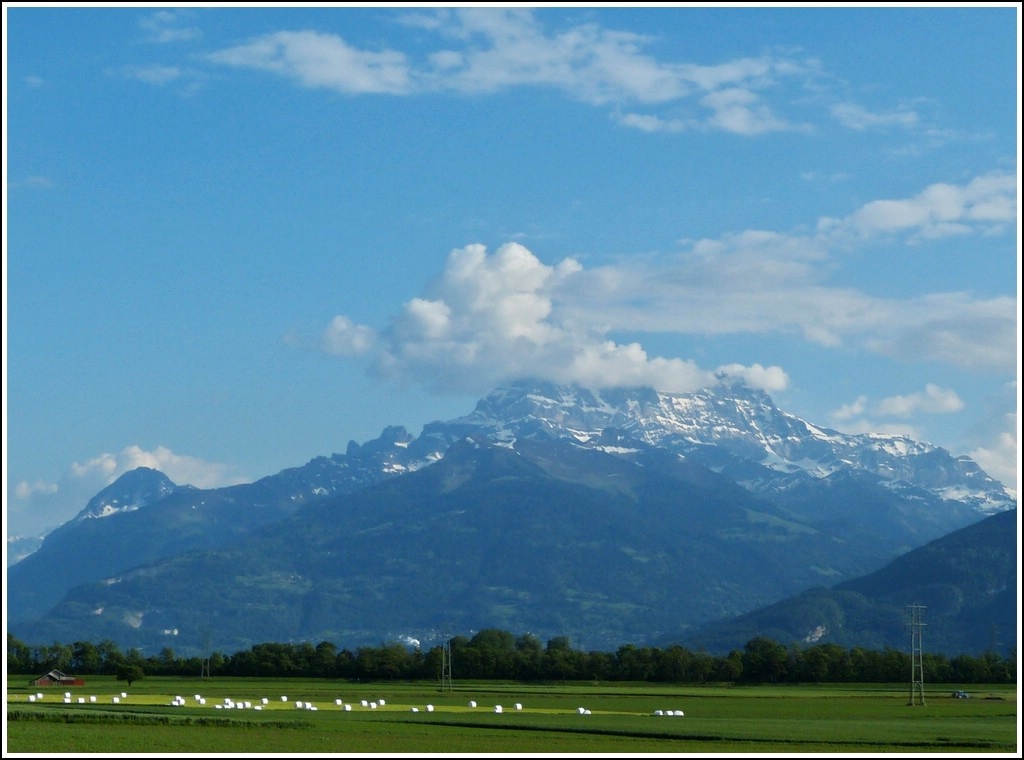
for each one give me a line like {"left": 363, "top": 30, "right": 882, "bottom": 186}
{"left": 14, "top": 480, "right": 59, "bottom": 500}
{"left": 700, "top": 87, "right": 792, "bottom": 135}
{"left": 322, "top": 315, "right": 377, "bottom": 356}
{"left": 206, "top": 30, "right": 413, "bottom": 95}
{"left": 123, "top": 64, "right": 186, "bottom": 86}
{"left": 139, "top": 10, "right": 202, "bottom": 44}
{"left": 875, "top": 384, "right": 964, "bottom": 417}
{"left": 8, "top": 446, "right": 249, "bottom": 538}
{"left": 833, "top": 172, "right": 1017, "bottom": 241}
{"left": 830, "top": 102, "right": 919, "bottom": 130}
{"left": 69, "top": 445, "right": 246, "bottom": 490}
{"left": 325, "top": 242, "right": 798, "bottom": 397}
{"left": 614, "top": 111, "right": 688, "bottom": 133}
{"left": 965, "top": 381, "right": 1018, "bottom": 493}
{"left": 203, "top": 10, "right": 819, "bottom": 135}
{"left": 872, "top": 384, "right": 965, "bottom": 418}
{"left": 715, "top": 363, "right": 789, "bottom": 392}
{"left": 323, "top": 170, "right": 1015, "bottom": 396}
{"left": 970, "top": 429, "right": 1017, "bottom": 496}
{"left": 831, "top": 395, "right": 869, "bottom": 422}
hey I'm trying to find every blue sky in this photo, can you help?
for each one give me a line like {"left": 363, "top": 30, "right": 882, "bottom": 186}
{"left": 4, "top": 5, "right": 1020, "bottom": 539}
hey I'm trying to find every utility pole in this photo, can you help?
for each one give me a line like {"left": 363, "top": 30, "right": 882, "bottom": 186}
{"left": 440, "top": 633, "right": 453, "bottom": 693}
{"left": 907, "top": 603, "right": 926, "bottom": 706}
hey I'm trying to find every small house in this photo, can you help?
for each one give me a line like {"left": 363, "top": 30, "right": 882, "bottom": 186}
{"left": 29, "top": 670, "right": 85, "bottom": 687}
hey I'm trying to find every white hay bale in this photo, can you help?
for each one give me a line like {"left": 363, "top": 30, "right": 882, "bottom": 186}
{"left": 36, "top": 693, "right": 44, "bottom": 699}
{"left": 426, "top": 704, "right": 434, "bottom": 712}
{"left": 281, "top": 696, "right": 288, "bottom": 701}
{"left": 78, "top": 698, "right": 85, "bottom": 704}
{"left": 469, "top": 700, "right": 477, "bottom": 708}
{"left": 515, "top": 703, "right": 522, "bottom": 710}
{"left": 344, "top": 704, "right": 352, "bottom": 711}
{"left": 89, "top": 696, "right": 97, "bottom": 702}
{"left": 411, "top": 707, "right": 419, "bottom": 712}
{"left": 261, "top": 697, "right": 269, "bottom": 704}
{"left": 674, "top": 710, "right": 684, "bottom": 716}
{"left": 254, "top": 706, "right": 262, "bottom": 711}
{"left": 64, "top": 692, "right": 71, "bottom": 698}
{"left": 28, "top": 696, "right": 35, "bottom": 702}
{"left": 121, "top": 692, "right": 127, "bottom": 698}
{"left": 112, "top": 697, "right": 120, "bottom": 704}
{"left": 378, "top": 698, "right": 385, "bottom": 706}
{"left": 577, "top": 707, "right": 586, "bottom": 714}
{"left": 335, "top": 699, "right": 343, "bottom": 706}
{"left": 494, "top": 705, "right": 503, "bottom": 713}
{"left": 361, "top": 700, "right": 368, "bottom": 707}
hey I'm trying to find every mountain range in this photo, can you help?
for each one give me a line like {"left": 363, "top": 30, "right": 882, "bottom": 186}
{"left": 6, "top": 380, "right": 1016, "bottom": 657}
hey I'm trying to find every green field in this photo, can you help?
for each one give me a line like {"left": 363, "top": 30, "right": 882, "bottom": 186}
{"left": 5, "top": 677, "right": 1019, "bottom": 754}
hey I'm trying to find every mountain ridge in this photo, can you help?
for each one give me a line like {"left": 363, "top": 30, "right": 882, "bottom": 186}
{"left": 6, "top": 379, "right": 1015, "bottom": 655}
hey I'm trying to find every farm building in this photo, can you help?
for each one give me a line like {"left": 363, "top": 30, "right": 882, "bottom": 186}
{"left": 29, "top": 670, "right": 85, "bottom": 687}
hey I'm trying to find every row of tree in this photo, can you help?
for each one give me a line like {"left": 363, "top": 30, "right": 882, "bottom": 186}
{"left": 7, "top": 631, "right": 1016, "bottom": 685}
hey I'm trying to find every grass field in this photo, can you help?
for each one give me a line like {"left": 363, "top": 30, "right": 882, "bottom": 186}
{"left": 5, "top": 676, "right": 1019, "bottom": 754}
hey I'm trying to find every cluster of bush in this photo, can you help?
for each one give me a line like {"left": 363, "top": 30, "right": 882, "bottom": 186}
{"left": 8, "top": 631, "right": 1015, "bottom": 685}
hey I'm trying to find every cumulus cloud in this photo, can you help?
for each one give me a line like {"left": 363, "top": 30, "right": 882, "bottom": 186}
{"left": 8, "top": 446, "right": 249, "bottom": 538}
{"left": 318, "top": 169, "right": 1014, "bottom": 406}
{"left": 203, "top": 9, "right": 820, "bottom": 136}
{"left": 324, "top": 242, "right": 792, "bottom": 397}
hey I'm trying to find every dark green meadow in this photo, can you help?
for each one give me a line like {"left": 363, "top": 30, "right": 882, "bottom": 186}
{"left": 5, "top": 677, "right": 1019, "bottom": 754}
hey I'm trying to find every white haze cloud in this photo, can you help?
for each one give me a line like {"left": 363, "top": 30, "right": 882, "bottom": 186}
{"left": 8, "top": 445, "right": 248, "bottom": 538}
{"left": 830, "top": 385, "right": 964, "bottom": 424}
{"left": 204, "top": 9, "right": 826, "bottom": 136}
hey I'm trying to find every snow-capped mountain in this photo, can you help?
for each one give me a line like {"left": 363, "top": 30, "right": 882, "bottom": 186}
{"left": 72, "top": 466, "right": 183, "bottom": 521}
{"left": 7, "top": 379, "right": 1015, "bottom": 655}
{"left": 317, "top": 380, "right": 1015, "bottom": 517}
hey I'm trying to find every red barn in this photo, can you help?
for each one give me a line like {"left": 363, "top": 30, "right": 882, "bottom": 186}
{"left": 29, "top": 670, "right": 85, "bottom": 687}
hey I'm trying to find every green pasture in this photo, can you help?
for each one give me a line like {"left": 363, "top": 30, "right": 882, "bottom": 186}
{"left": 5, "top": 677, "right": 1019, "bottom": 754}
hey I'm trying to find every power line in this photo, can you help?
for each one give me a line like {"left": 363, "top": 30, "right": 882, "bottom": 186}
{"left": 907, "top": 603, "right": 926, "bottom": 706}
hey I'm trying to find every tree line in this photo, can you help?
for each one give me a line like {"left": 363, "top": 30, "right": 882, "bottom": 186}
{"left": 7, "top": 631, "right": 1016, "bottom": 685}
